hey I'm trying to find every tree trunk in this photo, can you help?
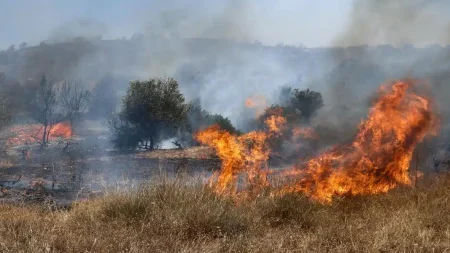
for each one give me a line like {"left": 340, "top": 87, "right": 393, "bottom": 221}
{"left": 42, "top": 124, "right": 48, "bottom": 148}
{"left": 149, "top": 135, "right": 155, "bottom": 151}
{"left": 69, "top": 118, "right": 74, "bottom": 137}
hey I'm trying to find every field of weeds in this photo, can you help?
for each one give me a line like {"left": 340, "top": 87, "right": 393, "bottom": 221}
{"left": 0, "top": 173, "right": 448, "bottom": 253}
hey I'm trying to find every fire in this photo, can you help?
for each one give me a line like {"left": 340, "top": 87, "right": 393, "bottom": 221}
{"left": 196, "top": 109, "right": 286, "bottom": 194}
{"left": 197, "top": 80, "right": 437, "bottom": 203}
{"left": 196, "top": 125, "right": 270, "bottom": 194}
{"left": 293, "top": 127, "right": 317, "bottom": 139}
{"left": 7, "top": 121, "right": 73, "bottom": 146}
{"left": 282, "top": 80, "right": 437, "bottom": 202}
{"left": 50, "top": 122, "right": 72, "bottom": 138}
{"left": 245, "top": 94, "right": 266, "bottom": 117}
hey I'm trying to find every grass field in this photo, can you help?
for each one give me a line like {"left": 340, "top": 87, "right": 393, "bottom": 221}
{"left": 0, "top": 173, "right": 448, "bottom": 252}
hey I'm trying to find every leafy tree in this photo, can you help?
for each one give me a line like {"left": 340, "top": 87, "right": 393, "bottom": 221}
{"left": 186, "top": 98, "right": 209, "bottom": 132}
{"left": 177, "top": 98, "right": 239, "bottom": 147}
{"left": 0, "top": 92, "right": 12, "bottom": 130}
{"left": 117, "top": 78, "right": 188, "bottom": 150}
{"left": 108, "top": 114, "right": 142, "bottom": 150}
{"left": 208, "top": 114, "right": 238, "bottom": 134}
{"left": 290, "top": 88, "right": 324, "bottom": 122}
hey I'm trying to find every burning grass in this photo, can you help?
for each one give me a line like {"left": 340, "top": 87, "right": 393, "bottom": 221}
{"left": 0, "top": 174, "right": 448, "bottom": 252}
{"left": 6, "top": 121, "right": 73, "bottom": 147}
{"left": 197, "top": 80, "right": 438, "bottom": 203}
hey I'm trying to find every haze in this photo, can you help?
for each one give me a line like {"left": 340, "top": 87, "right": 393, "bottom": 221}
{"left": 0, "top": 0, "right": 352, "bottom": 49}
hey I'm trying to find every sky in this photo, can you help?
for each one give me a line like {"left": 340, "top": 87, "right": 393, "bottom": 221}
{"left": 0, "top": 0, "right": 353, "bottom": 49}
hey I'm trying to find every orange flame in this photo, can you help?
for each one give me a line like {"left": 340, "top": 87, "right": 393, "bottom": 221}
{"left": 196, "top": 108, "right": 286, "bottom": 194}
{"left": 281, "top": 80, "right": 437, "bottom": 202}
{"left": 49, "top": 122, "right": 72, "bottom": 138}
{"left": 245, "top": 94, "right": 266, "bottom": 117}
{"left": 197, "top": 80, "right": 437, "bottom": 203}
{"left": 7, "top": 121, "right": 73, "bottom": 146}
{"left": 196, "top": 125, "right": 270, "bottom": 194}
{"left": 293, "top": 127, "right": 317, "bottom": 139}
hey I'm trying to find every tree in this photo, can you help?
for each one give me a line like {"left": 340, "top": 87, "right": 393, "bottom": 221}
{"left": 108, "top": 114, "right": 142, "bottom": 150}
{"left": 118, "top": 77, "right": 188, "bottom": 150}
{"left": 30, "top": 76, "right": 61, "bottom": 147}
{"left": 290, "top": 88, "right": 324, "bottom": 121}
{"left": 278, "top": 85, "right": 293, "bottom": 106}
{"left": 60, "top": 80, "right": 90, "bottom": 133}
{"left": 0, "top": 92, "right": 12, "bottom": 130}
{"left": 185, "top": 98, "right": 209, "bottom": 132}
{"left": 177, "top": 98, "right": 240, "bottom": 147}
{"left": 208, "top": 114, "right": 238, "bottom": 134}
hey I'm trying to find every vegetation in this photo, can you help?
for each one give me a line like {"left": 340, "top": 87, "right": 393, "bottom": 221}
{"left": 290, "top": 88, "right": 324, "bottom": 121}
{"left": 0, "top": 92, "right": 12, "bottom": 130}
{"left": 110, "top": 78, "right": 189, "bottom": 150}
{"left": 59, "top": 80, "right": 90, "bottom": 133}
{"left": 178, "top": 98, "right": 239, "bottom": 147}
{"left": 0, "top": 174, "right": 448, "bottom": 252}
{"left": 261, "top": 87, "right": 324, "bottom": 127}
{"left": 30, "top": 76, "right": 61, "bottom": 147}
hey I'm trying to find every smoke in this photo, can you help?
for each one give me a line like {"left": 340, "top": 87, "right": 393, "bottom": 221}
{"left": 47, "top": 19, "right": 108, "bottom": 43}
{"left": 311, "top": 0, "right": 450, "bottom": 156}
{"left": 335, "top": 0, "right": 450, "bottom": 47}
{"left": 4, "top": 0, "right": 309, "bottom": 129}
{"left": 9, "top": 1, "right": 450, "bottom": 136}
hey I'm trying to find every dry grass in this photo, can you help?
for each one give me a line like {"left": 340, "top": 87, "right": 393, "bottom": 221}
{"left": 0, "top": 174, "right": 449, "bottom": 252}
{"left": 135, "top": 146, "right": 216, "bottom": 160}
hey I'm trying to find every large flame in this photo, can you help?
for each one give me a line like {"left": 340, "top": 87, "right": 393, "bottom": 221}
{"left": 282, "top": 80, "right": 437, "bottom": 202}
{"left": 197, "top": 80, "right": 437, "bottom": 203}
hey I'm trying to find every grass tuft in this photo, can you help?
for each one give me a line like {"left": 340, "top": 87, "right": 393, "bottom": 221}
{"left": 0, "top": 174, "right": 448, "bottom": 252}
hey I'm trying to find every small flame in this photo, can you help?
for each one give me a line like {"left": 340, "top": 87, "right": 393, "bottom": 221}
{"left": 50, "top": 122, "right": 72, "bottom": 138}
{"left": 245, "top": 94, "right": 267, "bottom": 117}
{"left": 7, "top": 121, "right": 73, "bottom": 146}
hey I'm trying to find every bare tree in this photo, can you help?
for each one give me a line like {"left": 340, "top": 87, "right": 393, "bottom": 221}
{"left": 59, "top": 80, "right": 90, "bottom": 133}
{"left": 31, "top": 76, "right": 61, "bottom": 147}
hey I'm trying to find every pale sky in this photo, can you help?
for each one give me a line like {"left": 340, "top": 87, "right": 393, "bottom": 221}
{"left": 0, "top": 0, "right": 353, "bottom": 49}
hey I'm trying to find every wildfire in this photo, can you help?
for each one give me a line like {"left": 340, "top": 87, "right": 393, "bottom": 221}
{"left": 50, "top": 122, "right": 72, "bottom": 138}
{"left": 245, "top": 94, "right": 267, "bottom": 117}
{"left": 281, "top": 80, "right": 437, "bottom": 202}
{"left": 7, "top": 121, "right": 73, "bottom": 146}
{"left": 196, "top": 125, "right": 270, "bottom": 194}
{"left": 293, "top": 127, "right": 317, "bottom": 139}
{"left": 196, "top": 109, "right": 286, "bottom": 194}
{"left": 197, "top": 80, "right": 437, "bottom": 203}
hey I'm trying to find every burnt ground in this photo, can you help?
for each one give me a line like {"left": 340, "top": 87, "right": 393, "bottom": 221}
{"left": 0, "top": 121, "right": 222, "bottom": 207}
{"left": 0, "top": 149, "right": 221, "bottom": 207}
